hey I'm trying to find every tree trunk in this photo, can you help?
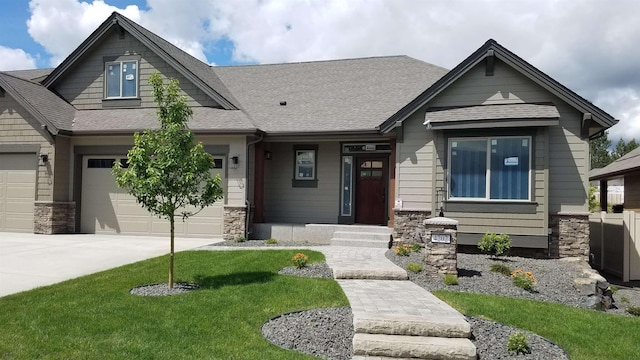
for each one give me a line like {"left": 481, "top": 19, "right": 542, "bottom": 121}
{"left": 169, "top": 215, "right": 174, "bottom": 289}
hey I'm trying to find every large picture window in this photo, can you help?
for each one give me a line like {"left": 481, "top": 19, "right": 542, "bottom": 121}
{"left": 105, "top": 60, "right": 138, "bottom": 98}
{"left": 449, "top": 137, "right": 531, "bottom": 201}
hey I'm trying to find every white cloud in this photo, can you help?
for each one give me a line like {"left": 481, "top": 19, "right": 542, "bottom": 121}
{"left": 0, "top": 46, "right": 37, "bottom": 70}
{"left": 27, "top": 0, "right": 143, "bottom": 66}
{"left": 23, "top": 0, "right": 640, "bottom": 141}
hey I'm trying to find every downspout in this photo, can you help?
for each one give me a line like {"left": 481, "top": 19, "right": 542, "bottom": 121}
{"left": 245, "top": 133, "right": 264, "bottom": 239}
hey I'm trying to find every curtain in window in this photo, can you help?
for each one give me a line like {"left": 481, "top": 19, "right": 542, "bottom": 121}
{"left": 490, "top": 138, "right": 529, "bottom": 200}
{"left": 450, "top": 140, "right": 486, "bottom": 198}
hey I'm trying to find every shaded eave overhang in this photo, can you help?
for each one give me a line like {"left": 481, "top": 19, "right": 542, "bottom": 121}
{"left": 0, "top": 74, "right": 61, "bottom": 137}
{"left": 379, "top": 39, "right": 619, "bottom": 134}
{"left": 590, "top": 167, "right": 640, "bottom": 181}
{"left": 424, "top": 117, "right": 559, "bottom": 130}
{"left": 42, "top": 13, "right": 238, "bottom": 110}
{"left": 70, "top": 128, "right": 260, "bottom": 136}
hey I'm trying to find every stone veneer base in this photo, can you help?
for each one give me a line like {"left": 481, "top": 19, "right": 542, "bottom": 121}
{"left": 549, "top": 212, "right": 590, "bottom": 260}
{"left": 34, "top": 201, "right": 76, "bottom": 234}
{"left": 393, "top": 208, "right": 432, "bottom": 243}
{"left": 223, "top": 206, "right": 247, "bottom": 241}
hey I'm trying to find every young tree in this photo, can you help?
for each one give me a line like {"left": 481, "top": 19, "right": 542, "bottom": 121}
{"left": 112, "top": 72, "right": 223, "bottom": 289}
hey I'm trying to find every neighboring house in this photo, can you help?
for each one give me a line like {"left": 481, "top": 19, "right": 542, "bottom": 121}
{"left": 590, "top": 147, "right": 640, "bottom": 211}
{"left": 0, "top": 12, "right": 617, "bottom": 258}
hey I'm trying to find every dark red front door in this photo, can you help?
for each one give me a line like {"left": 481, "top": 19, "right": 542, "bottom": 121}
{"left": 355, "top": 158, "right": 387, "bottom": 224}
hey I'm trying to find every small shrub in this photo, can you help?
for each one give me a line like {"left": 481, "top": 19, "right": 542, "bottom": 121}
{"left": 478, "top": 233, "right": 511, "bottom": 257}
{"left": 507, "top": 332, "right": 530, "bottom": 355}
{"left": 490, "top": 263, "right": 512, "bottom": 276}
{"left": 610, "top": 285, "right": 619, "bottom": 294}
{"left": 407, "top": 262, "right": 423, "bottom": 273}
{"left": 511, "top": 270, "right": 536, "bottom": 292}
{"left": 266, "top": 238, "right": 278, "bottom": 245}
{"left": 291, "top": 253, "right": 309, "bottom": 269}
{"left": 394, "top": 244, "right": 412, "bottom": 256}
{"left": 234, "top": 236, "right": 245, "bottom": 243}
{"left": 444, "top": 274, "right": 459, "bottom": 286}
{"left": 411, "top": 243, "right": 422, "bottom": 252}
{"left": 626, "top": 307, "right": 640, "bottom": 316}
{"left": 621, "top": 295, "right": 630, "bottom": 304}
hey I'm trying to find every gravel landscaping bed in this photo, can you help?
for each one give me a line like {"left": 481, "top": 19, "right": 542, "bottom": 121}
{"left": 278, "top": 263, "right": 334, "bottom": 278}
{"left": 130, "top": 282, "right": 200, "bottom": 296}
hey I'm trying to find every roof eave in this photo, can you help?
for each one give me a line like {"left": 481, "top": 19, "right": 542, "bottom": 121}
{"left": 380, "top": 39, "right": 618, "bottom": 133}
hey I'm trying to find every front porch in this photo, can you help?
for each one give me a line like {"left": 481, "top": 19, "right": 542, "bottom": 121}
{"left": 251, "top": 223, "right": 392, "bottom": 246}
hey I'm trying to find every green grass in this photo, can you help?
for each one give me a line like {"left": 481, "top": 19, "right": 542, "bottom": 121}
{"left": 434, "top": 291, "right": 640, "bottom": 360}
{"left": 0, "top": 250, "right": 348, "bottom": 359}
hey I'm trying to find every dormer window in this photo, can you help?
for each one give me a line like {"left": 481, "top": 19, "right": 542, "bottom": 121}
{"left": 105, "top": 60, "right": 138, "bottom": 98}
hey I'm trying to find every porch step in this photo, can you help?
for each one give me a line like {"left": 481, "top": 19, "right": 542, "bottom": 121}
{"left": 353, "top": 334, "right": 476, "bottom": 360}
{"left": 331, "top": 231, "right": 392, "bottom": 248}
{"left": 354, "top": 313, "right": 471, "bottom": 338}
{"left": 333, "top": 268, "right": 408, "bottom": 280}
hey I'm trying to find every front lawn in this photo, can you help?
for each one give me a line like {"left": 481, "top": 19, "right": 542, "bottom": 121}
{"left": 434, "top": 290, "right": 640, "bottom": 360}
{"left": 0, "top": 250, "right": 348, "bottom": 359}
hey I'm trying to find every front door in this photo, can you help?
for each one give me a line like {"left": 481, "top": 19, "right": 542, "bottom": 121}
{"left": 355, "top": 158, "right": 387, "bottom": 224}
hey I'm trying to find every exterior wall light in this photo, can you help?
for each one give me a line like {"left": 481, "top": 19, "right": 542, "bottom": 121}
{"left": 39, "top": 154, "right": 49, "bottom": 166}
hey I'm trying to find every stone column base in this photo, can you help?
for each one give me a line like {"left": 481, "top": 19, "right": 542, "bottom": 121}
{"left": 423, "top": 217, "right": 458, "bottom": 275}
{"left": 393, "top": 208, "right": 432, "bottom": 243}
{"left": 34, "top": 202, "right": 76, "bottom": 234}
{"left": 223, "top": 206, "right": 247, "bottom": 241}
{"left": 549, "top": 212, "right": 590, "bottom": 259}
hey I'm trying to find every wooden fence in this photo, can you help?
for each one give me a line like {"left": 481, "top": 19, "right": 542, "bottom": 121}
{"left": 589, "top": 211, "right": 640, "bottom": 281}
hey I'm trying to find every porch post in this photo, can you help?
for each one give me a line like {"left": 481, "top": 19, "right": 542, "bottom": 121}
{"left": 254, "top": 141, "right": 265, "bottom": 223}
{"left": 599, "top": 179, "right": 608, "bottom": 212}
{"left": 388, "top": 138, "right": 396, "bottom": 227}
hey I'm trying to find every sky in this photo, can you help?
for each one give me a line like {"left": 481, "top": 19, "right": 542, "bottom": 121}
{"left": 0, "top": 0, "right": 639, "bottom": 142}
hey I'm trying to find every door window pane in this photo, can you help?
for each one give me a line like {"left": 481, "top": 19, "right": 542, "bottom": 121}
{"left": 341, "top": 156, "right": 352, "bottom": 216}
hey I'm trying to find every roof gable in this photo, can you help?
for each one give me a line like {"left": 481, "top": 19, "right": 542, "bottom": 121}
{"left": 0, "top": 72, "right": 75, "bottom": 135}
{"left": 42, "top": 12, "right": 239, "bottom": 110}
{"left": 380, "top": 39, "right": 618, "bottom": 134}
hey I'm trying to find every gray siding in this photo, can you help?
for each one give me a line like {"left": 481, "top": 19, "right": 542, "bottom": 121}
{"left": 54, "top": 29, "right": 220, "bottom": 109}
{"left": 625, "top": 170, "right": 640, "bottom": 211}
{"left": 396, "top": 58, "right": 588, "bottom": 238}
{"left": 264, "top": 142, "right": 340, "bottom": 223}
{"left": 53, "top": 136, "right": 71, "bottom": 201}
{"left": 0, "top": 95, "right": 53, "bottom": 201}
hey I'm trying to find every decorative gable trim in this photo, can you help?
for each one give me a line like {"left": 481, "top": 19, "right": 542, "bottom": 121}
{"left": 379, "top": 39, "right": 618, "bottom": 135}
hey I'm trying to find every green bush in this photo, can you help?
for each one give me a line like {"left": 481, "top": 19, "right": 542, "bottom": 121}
{"left": 621, "top": 295, "right": 630, "bottom": 304}
{"left": 394, "top": 244, "right": 412, "bottom": 256}
{"left": 490, "top": 263, "right": 512, "bottom": 276}
{"left": 411, "top": 243, "right": 422, "bottom": 252}
{"left": 478, "top": 233, "right": 511, "bottom": 257}
{"left": 234, "top": 236, "right": 245, "bottom": 243}
{"left": 265, "top": 238, "right": 278, "bottom": 245}
{"left": 511, "top": 270, "right": 536, "bottom": 292}
{"left": 507, "top": 332, "right": 530, "bottom": 354}
{"left": 407, "top": 262, "right": 422, "bottom": 273}
{"left": 589, "top": 185, "right": 600, "bottom": 213}
{"left": 444, "top": 274, "right": 459, "bottom": 286}
{"left": 291, "top": 253, "right": 309, "bottom": 269}
{"left": 610, "top": 285, "right": 619, "bottom": 293}
{"left": 627, "top": 307, "right": 640, "bottom": 316}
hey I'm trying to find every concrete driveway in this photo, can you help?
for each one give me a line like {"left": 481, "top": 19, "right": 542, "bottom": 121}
{"left": 0, "top": 232, "right": 221, "bottom": 297}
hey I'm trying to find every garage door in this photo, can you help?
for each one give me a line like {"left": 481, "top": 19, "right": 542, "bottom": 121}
{"left": 0, "top": 154, "right": 37, "bottom": 232}
{"left": 81, "top": 155, "right": 225, "bottom": 237}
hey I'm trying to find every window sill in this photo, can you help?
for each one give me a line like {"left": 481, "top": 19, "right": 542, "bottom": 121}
{"left": 102, "top": 98, "right": 141, "bottom": 108}
{"left": 292, "top": 179, "right": 318, "bottom": 188}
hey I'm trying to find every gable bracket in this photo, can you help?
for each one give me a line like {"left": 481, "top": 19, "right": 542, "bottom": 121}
{"left": 485, "top": 49, "right": 495, "bottom": 76}
{"left": 581, "top": 113, "right": 592, "bottom": 139}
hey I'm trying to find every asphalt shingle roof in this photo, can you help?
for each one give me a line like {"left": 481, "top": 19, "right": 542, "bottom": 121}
{"left": 214, "top": 56, "right": 449, "bottom": 133}
{"left": 590, "top": 146, "right": 640, "bottom": 180}
{"left": 425, "top": 103, "right": 560, "bottom": 123}
{"left": 71, "top": 107, "right": 255, "bottom": 133}
{"left": 4, "top": 68, "right": 54, "bottom": 82}
{"left": 0, "top": 72, "right": 75, "bottom": 133}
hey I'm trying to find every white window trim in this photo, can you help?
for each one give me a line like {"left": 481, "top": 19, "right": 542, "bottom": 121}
{"left": 105, "top": 60, "right": 139, "bottom": 99}
{"left": 447, "top": 136, "right": 532, "bottom": 202}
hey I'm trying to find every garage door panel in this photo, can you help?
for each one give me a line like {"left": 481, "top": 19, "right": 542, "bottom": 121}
{"left": 0, "top": 155, "right": 36, "bottom": 233}
{"left": 81, "top": 155, "right": 225, "bottom": 237}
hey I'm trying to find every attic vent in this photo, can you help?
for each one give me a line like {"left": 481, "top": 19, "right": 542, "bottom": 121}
{"left": 485, "top": 49, "right": 495, "bottom": 76}
{"left": 280, "top": 101, "right": 287, "bottom": 106}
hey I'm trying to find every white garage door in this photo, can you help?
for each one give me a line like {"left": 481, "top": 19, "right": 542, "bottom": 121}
{"left": 81, "top": 155, "right": 225, "bottom": 237}
{"left": 0, "top": 154, "right": 37, "bottom": 232}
